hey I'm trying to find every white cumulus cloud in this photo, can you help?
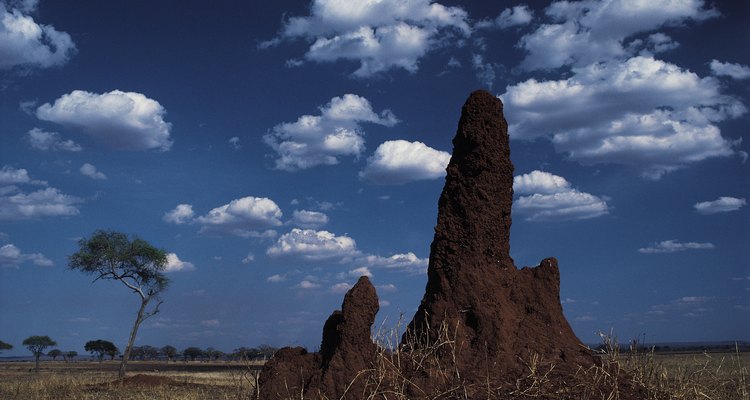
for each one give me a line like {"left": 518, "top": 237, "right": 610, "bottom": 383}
{"left": 513, "top": 170, "right": 609, "bottom": 221}
{"left": 36, "top": 90, "right": 173, "bottom": 151}
{"left": 267, "top": 0, "right": 470, "bottom": 78}
{"left": 501, "top": 56, "right": 744, "bottom": 179}
{"left": 267, "top": 228, "right": 359, "bottom": 261}
{"left": 694, "top": 197, "right": 746, "bottom": 214}
{"left": 290, "top": 209, "right": 329, "bottom": 229}
{"left": 265, "top": 94, "right": 397, "bottom": 171}
{"left": 360, "top": 140, "right": 450, "bottom": 185}
{"left": 195, "top": 196, "right": 283, "bottom": 238}
{"left": 164, "top": 253, "right": 195, "bottom": 272}
{"left": 357, "top": 252, "right": 428, "bottom": 275}
{"left": 710, "top": 60, "right": 750, "bottom": 80}
{"left": 162, "top": 204, "right": 195, "bottom": 225}
{"left": 79, "top": 163, "right": 106, "bottom": 180}
{"left": 25, "top": 128, "right": 82, "bottom": 151}
{"left": 0, "top": 165, "right": 32, "bottom": 184}
{"left": 517, "top": 0, "right": 717, "bottom": 71}
{"left": 0, "top": 2, "right": 75, "bottom": 70}
{"left": 476, "top": 5, "right": 533, "bottom": 30}
{"left": 0, "top": 243, "right": 53, "bottom": 268}
{"left": 638, "top": 239, "right": 715, "bottom": 254}
{"left": 0, "top": 186, "right": 81, "bottom": 220}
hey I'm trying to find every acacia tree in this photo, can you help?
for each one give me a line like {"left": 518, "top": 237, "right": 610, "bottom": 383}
{"left": 85, "top": 339, "right": 118, "bottom": 362}
{"left": 0, "top": 340, "right": 12, "bottom": 354}
{"left": 48, "top": 349, "right": 63, "bottom": 361}
{"left": 161, "top": 345, "right": 177, "bottom": 362}
{"left": 65, "top": 351, "right": 77, "bottom": 362}
{"left": 69, "top": 230, "right": 169, "bottom": 379}
{"left": 23, "top": 336, "right": 56, "bottom": 372}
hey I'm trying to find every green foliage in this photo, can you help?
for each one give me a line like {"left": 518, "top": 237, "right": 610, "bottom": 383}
{"left": 161, "top": 345, "right": 177, "bottom": 361}
{"left": 68, "top": 230, "right": 169, "bottom": 296}
{"left": 23, "top": 336, "right": 57, "bottom": 356}
{"left": 65, "top": 350, "right": 77, "bottom": 361}
{"left": 0, "top": 340, "right": 12, "bottom": 353}
{"left": 183, "top": 347, "right": 203, "bottom": 361}
{"left": 84, "top": 339, "right": 118, "bottom": 361}
{"left": 47, "top": 349, "right": 63, "bottom": 360}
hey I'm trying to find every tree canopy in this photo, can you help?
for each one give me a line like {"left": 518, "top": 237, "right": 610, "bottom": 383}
{"left": 0, "top": 340, "right": 12, "bottom": 353}
{"left": 85, "top": 339, "right": 118, "bottom": 362}
{"left": 69, "top": 230, "right": 169, "bottom": 297}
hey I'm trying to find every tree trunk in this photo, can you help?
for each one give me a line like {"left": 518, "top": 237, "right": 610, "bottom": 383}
{"left": 118, "top": 297, "right": 149, "bottom": 379}
{"left": 34, "top": 354, "right": 40, "bottom": 372}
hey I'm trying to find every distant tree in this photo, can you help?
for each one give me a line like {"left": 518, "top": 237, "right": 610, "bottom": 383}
{"left": 257, "top": 344, "right": 278, "bottom": 359}
{"left": 69, "top": 230, "right": 169, "bottom": 379}
{"left": 65, "top": 351, "right": 77, "bottom": 362}
{"left": 23, "top": 336, "right": 56, "bottom": 372}
{"left": 0, "top": 340, "right": 12, "bottom": 354}
{"left": 205, "top": 347, "right": 224, "bottom": 361}
{"left": 161, "top": 345, "right": 177, "bottom": 362}
{"left": 183, "top": 347, "right": 202, "bottom": 362}
{"left": 85, "top": 340, "right": 118, "bottom": 363}
{"left": 142, "top": 345, "right": 159, "bottom": 361}
{"left": 47, "top": 349, "right": 63, "bottom": 361}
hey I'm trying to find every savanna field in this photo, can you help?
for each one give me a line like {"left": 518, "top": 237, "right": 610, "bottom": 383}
{"left": 1, "top": 349, "right": 748, "bottom": 399}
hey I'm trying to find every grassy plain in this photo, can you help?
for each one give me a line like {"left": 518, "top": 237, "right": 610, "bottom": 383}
{"left": 0, "top": 352, "right": 747, "bottom": 399}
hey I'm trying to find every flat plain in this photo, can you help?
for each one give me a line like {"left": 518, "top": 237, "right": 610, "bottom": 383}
{"left": 0, "top": 351, "right": 748, "bottom": 399}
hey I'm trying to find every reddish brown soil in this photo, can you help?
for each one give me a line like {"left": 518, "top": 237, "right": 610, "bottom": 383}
{"left": 258, "top": 90, "right": 647, "bottom": 399}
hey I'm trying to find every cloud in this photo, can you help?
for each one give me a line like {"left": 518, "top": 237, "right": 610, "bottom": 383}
{"left": 476, "top": 5, "right": 533, "bottom": 30}
{"left": 517, "top": 0, "right": 717, "bottom": 71}
{"left": 162, "top": 204, "right": 195, "bottom": 224}
{"left": 290, "top": 209, "right": 329, "bottom": 229}
{"left": 267, "top": 228, "right": 359, "bottom": 261}
{"left": 376, "top": 283, "right": 397, "bottom": 292}
{"left": 36, "top": 90, "right": 173, "bottom": 151}
{"left": 25, "top": 128, "right": 82, "bottom": 151}
{"left": 710, "top": 60, "right": 750, "bottom": 80}
{"left": 229, "top": 136, "right": 241, "bottom": 150}
{"left": 360, "top": 140, "right": 450, "bottom": 184}
{"left": 0, "top": 243, "right": 53, "bottom": 268}
{"left": 242, "top": 253, "right": 255, "bottom": 264}
{"left": 265, "top": 94, "right": 397, "bottom": 171}
{"left": 0, "top": 1, "right": 75, "bottom": 70}
{"left": 694, "top": 196, "right": 746, "bottom": 214}
{"left": 166, "top": 197, "right": 282, "bottom": 237}
{"left": 0, "top": 165, "right": 32, "bottom": 184}
{"left": 348, "top": 266, "right": 373, "bottom": 278}
{"left": 638, "top": 239, "right": 715, "bottom": 254}
{"left": 357, "top": 252, "right": 428, "bottom": 275}
{"left": 200, "top": 319, "right": 220, "bottom": 327}
{"left": 330, "top": 282, "right": 352, "bottom": 293}
{"left": 164, "top": 253, "right": 195, "bottom": 272}
{"left": 0, "top": 186, "right": 81, "bottom": 220}
{"left": 267, "top": 0, "right": 470, "bottom": 78}
{"left": 79, "top": 163, "right": 106, "bottom": 180}
{"left": 296, "top": 280, "right": 321, "bottom": 289}
{"left": 267, "top": 274, "right": 286, "bottom": 283}
{"left": 513, "top": 170, "right": 609, "bottom": 221}
{"left": 501, "top": 56, "right": 744, "bottom": 179}
{"left": 648, "top": 296, "right": 714, "bottom": 318}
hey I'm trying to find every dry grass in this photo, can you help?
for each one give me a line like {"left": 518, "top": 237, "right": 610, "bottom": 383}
{"left": 1, "top": 339, "right": 747, "bottom": 399}
{"left": 0, "top": 360, "right": 261, "bottom": 400}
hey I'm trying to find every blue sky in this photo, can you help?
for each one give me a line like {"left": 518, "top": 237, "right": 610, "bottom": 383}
{"left": 0, "top": 0, "right": 748, "bottom": 357}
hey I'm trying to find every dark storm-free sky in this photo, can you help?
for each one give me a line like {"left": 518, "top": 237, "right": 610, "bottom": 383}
{"left": 0, "top": 0, "right": 748, "bottom": 356}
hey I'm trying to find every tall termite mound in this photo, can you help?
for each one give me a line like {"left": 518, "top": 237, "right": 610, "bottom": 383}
{"left": 402, "top": 90, "right": 595, "bottom": 387}
{"left": 258, "top": 90, "right": 600, "bottom": 399}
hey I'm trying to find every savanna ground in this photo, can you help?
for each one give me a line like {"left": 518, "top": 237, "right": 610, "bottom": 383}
{"left": 0, "top": 350, "right": 747, "bottom": 399}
